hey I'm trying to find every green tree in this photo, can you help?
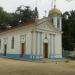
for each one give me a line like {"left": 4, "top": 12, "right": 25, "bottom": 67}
{"left": 62, "top": 10, "right": 75, "bottom": 51}
{"left": 15, "top": 6, "right": 38, "bottom": 23}
{"left": 0, "top": 6, "right": 39, "bottom": 29}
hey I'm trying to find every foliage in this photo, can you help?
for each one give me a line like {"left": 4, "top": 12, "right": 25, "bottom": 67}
{"left": 62, "top": 10, "right": 75, "bottom": 50}
{"left": 0, "top": 6, "right": 38, "bottom": 29}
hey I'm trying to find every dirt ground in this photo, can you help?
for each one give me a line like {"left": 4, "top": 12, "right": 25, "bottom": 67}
{"left": 0, "top": 58, "right": 75, "bottom": 75}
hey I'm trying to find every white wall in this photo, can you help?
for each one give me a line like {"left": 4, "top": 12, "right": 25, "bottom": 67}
{"left": 0, "top": 23, "right": 62, "bottom": 59}
{"left": 0, "top": 25, "right": 33, "bottom": 55}
{"left": 55, "top": 34, "right": 62, "bottom": 58}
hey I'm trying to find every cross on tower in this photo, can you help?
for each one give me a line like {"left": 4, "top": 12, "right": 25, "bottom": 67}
{"left": 52, "top": 0, "right": 56, "bottom": 8}
{"left": 35, "top": 0, "right": 38, "bottom": 7}
{"left": 54, "top": 0, "right": 56, "bottom": 8}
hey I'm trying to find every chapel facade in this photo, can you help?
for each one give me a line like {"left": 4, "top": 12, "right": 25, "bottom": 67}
{"left": 0, "top": 6, "right": 62, "bottom": 60}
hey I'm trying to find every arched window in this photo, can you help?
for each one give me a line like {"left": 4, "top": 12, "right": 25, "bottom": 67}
{"left": 51, "top": 18, "right": 53, "bottom": 24}
{"left": 11, "top": 37, "right": 14, "bottom": 49}
{"left": 50, "top": 17, "right": 53, "bottom": 24}
{"left": 0, "top": 39, "right": 1, "bottom": 49}
{"left": 57, "top": 17, "right": 60, "bottom": 28}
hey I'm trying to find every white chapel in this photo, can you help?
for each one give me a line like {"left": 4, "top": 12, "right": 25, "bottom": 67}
{"left": 0, "top": 6, "right": 62, "bottom": 60}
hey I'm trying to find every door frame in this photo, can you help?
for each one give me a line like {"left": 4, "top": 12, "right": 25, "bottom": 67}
{"left": 43, "top": 43, "right": 48, "bottom": 58}
{"left": 20, "top": 43, "right": 25, "bottom": 57}
{"left": 4, "top": 44, "right": 7, "bottom": 56}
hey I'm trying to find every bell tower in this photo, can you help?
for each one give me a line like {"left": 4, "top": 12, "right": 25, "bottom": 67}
{"left": 48, "top": 0, "right": 62, "bottom": 31}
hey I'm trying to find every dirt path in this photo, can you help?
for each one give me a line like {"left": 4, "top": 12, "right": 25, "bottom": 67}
{"left": 0, "top": 58, "right": 75, "bottom": 75}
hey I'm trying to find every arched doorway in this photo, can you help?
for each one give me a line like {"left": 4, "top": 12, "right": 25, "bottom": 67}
{"left": 20, "top": 43, "right": 25, "bottom": 57}
{"left": 43, "top": 39, "right": 48, "bottom": 58}
{"left": 4, "top": 44, "right": 7, "bottom": 56}
{"left": 20, "top": 34, "right": 26, "bottom": 57}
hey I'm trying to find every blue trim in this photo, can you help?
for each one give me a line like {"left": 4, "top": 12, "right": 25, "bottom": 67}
{"left": 23, "top": 55, "right": 31, "bottom": 60}
{"left": 0, "top": 53, "right": 43, "bottom": 60}
{"left": 6, "top": 54, "right": 20, "bottom": 59}
{"left": 0, "top": 54, "right": 20, "bottom": 59}
{"left": 0, "top": 53, "right": 63, "bottom": 61}
{"left": 49, "top": 54, "right": 62, "bottom": 59}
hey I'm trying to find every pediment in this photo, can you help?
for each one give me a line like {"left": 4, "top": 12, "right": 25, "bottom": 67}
{"left": 36, "top": 20, "right": 55, "bottom": 32}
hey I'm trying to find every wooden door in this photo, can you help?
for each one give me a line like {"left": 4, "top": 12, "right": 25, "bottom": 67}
{"left": 21, "top": 43, "right": 25, "bottom": 57}
{"left": 4, "top": 44, "right": 7, "bottom": 56}
{"left": 44, "top": 43, "right": 48, "bottom": 58}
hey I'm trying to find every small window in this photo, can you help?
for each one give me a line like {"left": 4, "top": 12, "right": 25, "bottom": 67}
{"left": 51, "top": 18, "right": 53, "bottom": 24}
{"left": 0, "top": 39, "right": 1, "bottom": 49}
{"left": 11, "top": 37, "right": 14, "bottom": 49}
{"left": 20, "top": 34, "right": 26, "bottom": 43}
{"left": 57, "top": 18, "right": 60, "bottom": 28}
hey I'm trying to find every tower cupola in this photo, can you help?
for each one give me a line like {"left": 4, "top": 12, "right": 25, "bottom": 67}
{"left": 49, "top": 6, "right": 62, "bottom": 16}
{"left": 48, "top": 6, "right": 62, "bottom": 31}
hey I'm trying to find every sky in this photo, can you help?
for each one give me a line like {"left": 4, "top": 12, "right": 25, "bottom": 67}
{"left": 0, "top": 0, "right": 75, "bottom": 18}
